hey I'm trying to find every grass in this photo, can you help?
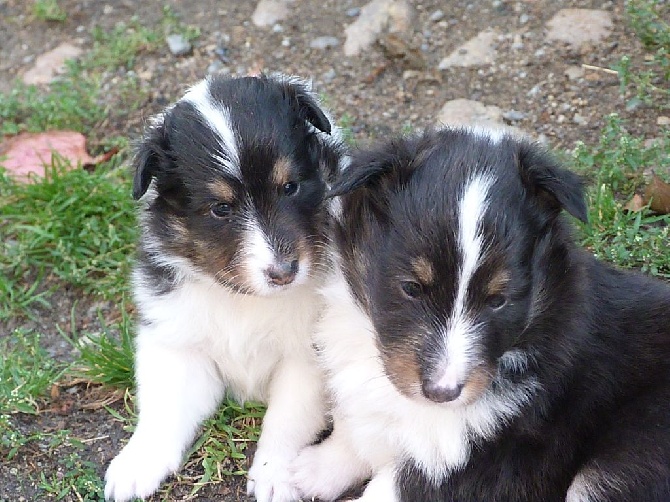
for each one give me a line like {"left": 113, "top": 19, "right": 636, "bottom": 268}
{"left": 1, "top": 1, "right": 669, "bottom": 500}
{"left": 33, "top": 0, "right": 67, "bottom": 22}
{"left": 574, "top": 115, "right": 670, "bottom": 277}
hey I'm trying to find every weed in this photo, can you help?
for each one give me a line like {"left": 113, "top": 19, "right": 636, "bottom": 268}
{"left": 39, "top": 448, "right": 104, "bottom": 501}
{"left": 85, "top": 21, "right": 162, "bottom": 72}
{"left": 0, "top": 330, "right": 67, "bottom": 415}
{"left": 615, "top": 0, "right": 670, "bottom": 107}
{"left": 73, "top": 304, "right": 135, "bottom": 390}
{"left": 183, "top": 399, "right": 264, "bottom": 496}
{"left": 33, "top": 0, "right": 67, "bottom": 22}
{"left": 0, "top": 64, "right": 104, "bottom": 136}
{"left": 0, "top": 156, "right": 136, "bottom": 314}
{"left": 574, "top": 115, "right": 670, "bottom": 277}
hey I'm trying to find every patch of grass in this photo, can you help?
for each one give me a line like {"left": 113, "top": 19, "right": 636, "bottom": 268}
{"left": 177, "top": 399, "right": 263, "bottom": 497}
{"left": 85, "top": 21, "right": 162, "bottom": 72}
{"left": 0, "top": 63, "right": 104, "bottom": 136}
{"left": 0, "top": 330, "right": 67, "bottom": 415}
{"left": 0, "top": 156, "right": 137, "bottom": 317}
{"left": 161, "top": 5, "right": 201, "bottom": 43}
{"left": 33, "top": 0, "right": 67, "bottom": 22}
{"left": 39, "top": 447, "right": 104, "bottom": 500}
{"left": 73, "top": 305, "right": 135, "bottom": 390}
{"left": 573, "top": 115, "right": 670, "bottom": 277}
{"left": 615, "top": 0, "right": 669, "bottom": 107}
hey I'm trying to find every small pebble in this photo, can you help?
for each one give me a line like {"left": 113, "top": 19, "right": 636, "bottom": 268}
{"left": 166, "top": 34, "right": 192, "bottom": 57}
{"left": 323, "top": 68, "right": 337, "bottom": 83}
{"left": 345, "top": 7, "right": 361, "bottom": 17}
{"left": 658, "top": 116, "right": 670, "bottom": 126}
{"left": 503, "top": 110, "right": 526, "bottom": 121}
{"left": 430, "top": 10, "right": 445, "bottom": 22}
{"left": 573, "top": 113, "right": 588, "bottom": 125}
{"left": 519, "top": 13, "right": 530, "bottom": 24}
{"left": 207, "top": 61, "right": 224, "bottom": 74}
{"left": 310, "top": 36, "right": 340, "bottom": 50}
{"left": 272, "top": 23, "right": 283, "bottom": 33}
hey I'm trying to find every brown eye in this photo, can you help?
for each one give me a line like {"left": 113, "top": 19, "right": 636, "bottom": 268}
{"left": 210, "top": 202, "right": 232, "bottom": 218}
{"left": 283, "top": 182, "right": 299, "bottom": 196}
{"left": 401, "top": 281, "right": 423, "bottom": 299}
{"left": 487, "top": 294, "right": 507, "bottom": 310}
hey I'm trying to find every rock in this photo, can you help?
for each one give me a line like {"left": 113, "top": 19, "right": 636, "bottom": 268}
{"left": 503, "top": 110, "right": 526, "bottom": 122}
{"left": 429, "top": 9, "right": 445, "bottom": 22}
{"left": 323, "top": 68, "right": 337, "bottom": 83}
{"left": 519, "top": 13, "right": 530, "bottom": 24}
{"left": 343, "top": 0, "right": 414, "bottom": 57}
{"left": 658, "top": 116, "right": 670, "bottom": 126}
{"left": 207, "top": 61, "right": 224, "bottom": 74}
{"left": 564, "top": 65, "right": 585, "bottom": 81}
{"left": 310, "top": 36, "right": 340, "bottom": 50}
{"left": 437, "top": 99, "right": 508, "bottom": 129}
{"left": 573, "top": 113, "right": 588, "bottom": 125}
{"left": 438, "top": 29, "right": 499, "bottom": 69}
{"left": 22, "top": 42, "right": 82, "bottom": 85}
{"left": 346, "top": 7, "right": 361, "bottom": 17}
{"left": 251, "top": 0, "right": 297, "bottom": 27}
{"left": 545, "top": 9, "right": 613, "bottom": 48}
{"left": 166, "top": 34, "right": 192, "bottom": 57}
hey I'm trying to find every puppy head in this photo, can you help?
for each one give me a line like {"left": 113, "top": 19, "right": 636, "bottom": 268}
{"left": 333, "top": 128, "right": 587, "bottom": 406}
{"left": 134, "top": 74, "right": 342, "bottom": 295}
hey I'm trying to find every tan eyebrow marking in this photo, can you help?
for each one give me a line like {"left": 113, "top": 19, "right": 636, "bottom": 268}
{"left": 208, "top": 180, "right": 235, "bottom": 201}
{"left": 411, "top": 256, "right": 435, "bottom": 285}
{"left": 487, "top": 269, "right": 511, "bottom": 295}
{"left": 272, "top": 157, "right": 293, "bottom": 186}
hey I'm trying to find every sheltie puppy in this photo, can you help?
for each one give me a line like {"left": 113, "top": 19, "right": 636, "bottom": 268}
{"left": 104, "top": 74, "right": 344, "bottom": 502}
{"left": 291, "top": 127, "right": 670, "bottom": 502}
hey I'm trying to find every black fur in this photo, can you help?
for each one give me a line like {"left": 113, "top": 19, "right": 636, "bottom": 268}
{"left": 333, "top": 128, "right": 670, "bottom": 502}
{"left": 133, "top": 74, "right": 342, "bottom": 296}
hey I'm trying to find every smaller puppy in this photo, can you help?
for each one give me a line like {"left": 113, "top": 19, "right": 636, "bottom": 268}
{"left": 104, "top": 74, "right": 344, "bottom": 502}
{"left": 291, "top": 127, "right": 670, "bottom": 502}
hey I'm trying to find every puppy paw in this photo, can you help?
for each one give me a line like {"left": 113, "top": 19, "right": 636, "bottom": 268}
{"left": 246, "top": 449, "right": 299, "bottom": 502}
{"left": 104, "top": 439, "right": 181, "bottom": 502}
{"left": 290, "top": 444, "right": 354, "bottom": 502}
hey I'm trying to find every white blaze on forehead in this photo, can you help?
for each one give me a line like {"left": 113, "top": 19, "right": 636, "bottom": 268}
{"left": 183, "top": 79, "right": 241, "bottom": 179}
{"left": 435, "top": 173, "right": 494, "bottom": 389}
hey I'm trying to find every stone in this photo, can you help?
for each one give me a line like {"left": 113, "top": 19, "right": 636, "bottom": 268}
{"left": 346, "top": 7, "right": 361, "bottom": 17}
{"left": 437, "top": 99, "right": 507, "bottom": 129}
{"left": 503, "top": 110, "right": 526, "bottom": 121}
{"left": 573, "top": 113, "right": 588, "bottom": 125}
{"left": 438, "top": 29, "right": 499, "bottom": 69}
{"left": 658, "top": 116, "right": 670, "bottom": 126}
{"left": 429, "top": 9, "right": 445, "bottom": 22}
{"left": 564, "top": 65, "right": 585, "bottom": 81}
{"left": 22, "top": 42, "right": 82, "bottom": 85}
{"left": 251, "top": 0, "right": 297, "bottom": 27}
{"left": 343, "top": 0, "right": 414, "bottom": 57}
{"left": 310, "top": 36, "right": 340, "bottom": 50}
{"left": 166, "top": 34, "right": 192, "bottom": 57}
{"left": 545, "top": 9, "right": 613, "bottom": 48}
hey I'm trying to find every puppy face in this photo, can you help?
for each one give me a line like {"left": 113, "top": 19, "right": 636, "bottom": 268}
{"left": 134, "top": 74, "right": 342, "bottom": 296}
{"left": 332, "top": 129, "right": 587, "bottom": 406}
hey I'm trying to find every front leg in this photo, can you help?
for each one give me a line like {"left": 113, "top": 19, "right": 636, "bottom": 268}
{"left": 355, "top": 464, "right": 399, "bottom": 502}
{"left": 290, "top": 423, "right": 372, "bottom": 501}
{"left": 104, "top": 336, "right": 225, "bottom": 502}
{"left": 247, "top": 355, "right": 326, "bottom": 502}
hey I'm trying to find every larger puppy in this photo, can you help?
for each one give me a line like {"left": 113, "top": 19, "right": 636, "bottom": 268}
{"left": 291, "top": 127, "right": 670, "bottom": 501}
{"left": 104, "top": 74, "right": 344, "bottom": 502}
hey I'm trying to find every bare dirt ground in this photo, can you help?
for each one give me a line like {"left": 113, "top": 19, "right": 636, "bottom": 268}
{"left": 0, "top": 0, "right": 666, "bottom": 500}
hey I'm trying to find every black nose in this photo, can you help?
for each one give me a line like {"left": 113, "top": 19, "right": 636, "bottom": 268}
{"left": 422, "top": 379, "right": 464, "bottom": 403}
{"left": 266, "top": 259, "right": 299, "bottom": 286}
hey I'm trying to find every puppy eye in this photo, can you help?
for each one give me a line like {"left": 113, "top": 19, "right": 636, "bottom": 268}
{"left": 282, "top": 182, "right": 300, "bottom": 196}
{"left": 400, "top": 281, "right": 423, "bottom": 299}
{"left": 210, "top": 202, "right": 232, "bottom": 218}
{"left": 486, "top": 294, "right": 507, "bottom": 310}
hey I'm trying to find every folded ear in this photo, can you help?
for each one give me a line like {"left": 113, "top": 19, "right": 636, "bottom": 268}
{"left": 132, "top": 116, "right": 170, "bottom": 200}
{"left": 518, "top": 143, "right": 588, "bottom": 223}
{"left": 328, "top": 156, "right": 393, "bottom": 198}
{"left": 283, "top": 78, "right": 332, "bottom": 134}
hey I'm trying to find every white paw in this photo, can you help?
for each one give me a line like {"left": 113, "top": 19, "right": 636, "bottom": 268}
{"left": 247, "top": 449, "right": 299, "bottom": 502}
{"left": 104, "top": 438, "right": 182, "bottom": 502}
{"left": 290, "top": 444, "right": 350, "bottom": 502}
